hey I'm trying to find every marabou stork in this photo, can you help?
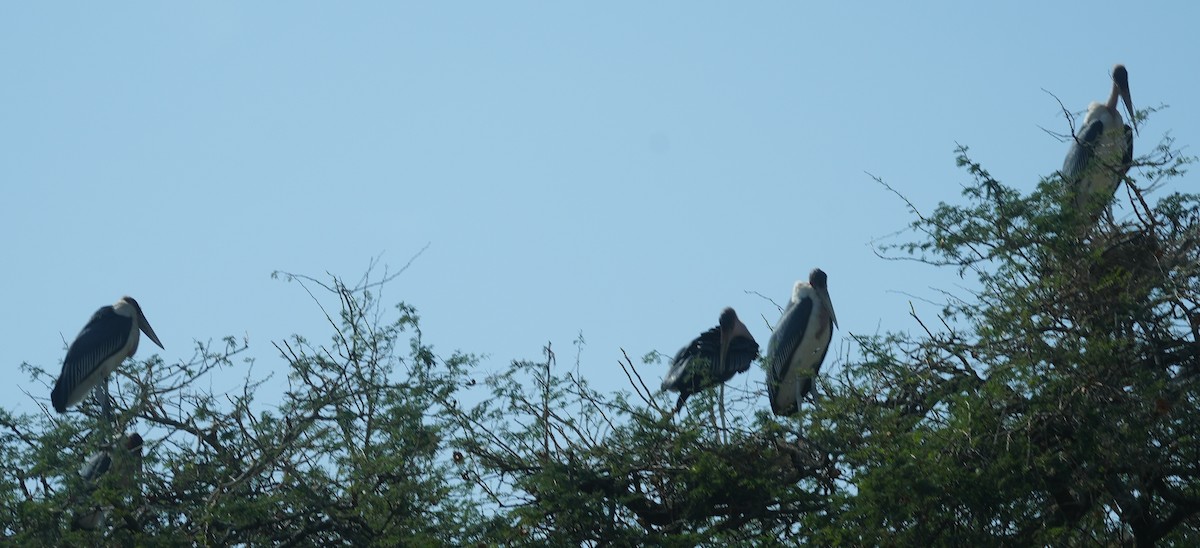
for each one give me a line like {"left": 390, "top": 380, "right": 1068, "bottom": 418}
{"left": 1062, "top": 64, "right": 1137, "bottom": 214}
{"left": 74, "top": 433, "right": 144, "bottom": 530}
{"left": 51, "top": 296, "right": 164, "bottom": 415}
{"left": 662, "top": 307, "right": 759, "bottom": 415}
{"left": 766, "top": 269, "right": 838, "bottom": 416}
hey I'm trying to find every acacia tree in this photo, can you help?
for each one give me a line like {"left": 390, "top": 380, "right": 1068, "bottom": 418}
{"left": 801, "top": 127, "right": 1199, "bottom": 544}
{"left": 2, "top": 113, "right": 1197, "bottom": 546}
{"left": 1, "top": 267, "right": 489, "bottom": 545}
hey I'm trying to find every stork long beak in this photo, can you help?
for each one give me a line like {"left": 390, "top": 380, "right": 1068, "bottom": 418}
{"left": 1120, "top": 87, "right": 1136, "bottom": 135}
{"left": 1113, "top": 66, "right": 1137, "bottom": 135}
{"left": 138, "top": 310, "right": 165, "bottom": 350}
{"left": 823, "top": 289, "right": 839, "bottom": 329}
{"left": 731, "top": 319, "right": 754, "bottom": 345}
{"left": 718, "top": 326, "right": 733, "bottom": 371}
{"left": 717, "top": 318, "right": 747, "bottom": 369}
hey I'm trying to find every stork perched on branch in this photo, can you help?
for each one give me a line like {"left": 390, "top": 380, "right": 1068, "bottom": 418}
{"left": 1062, "top": 64, "right": 1137, "bottom": 216}
{"left": 766, "top": 269, "right": 838, "bottom": 416}
{"left": 51, "top": 296, "right": 164, "bottom": 416}
{"left": 73, "top": 433, "right": 144, "bottom": 530}
{"left": 662, "top": 307, "right": 759, "bottom": 415}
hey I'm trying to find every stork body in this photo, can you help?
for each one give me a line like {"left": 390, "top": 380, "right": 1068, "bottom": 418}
{"left": 79, "top": 433, "right": 143, "bottom": 484}
{"left": 662, "top": 307, "right": 759, "bottom": 414}
{"left": 74, "top": 433, "right": 143, "bottom": 530}
{"left": 51, "top": 297, "right": 163, "bottom": 413}
{"left": 1063, "top": 64, "right": 1136, "bottom": 213}
{"left": 766, "top": 269, "right": 838, "bottom": 416}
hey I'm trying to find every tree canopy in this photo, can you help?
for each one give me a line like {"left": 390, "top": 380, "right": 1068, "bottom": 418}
{"left": 3, "top": 113, "right": 1198, "bottom": 546}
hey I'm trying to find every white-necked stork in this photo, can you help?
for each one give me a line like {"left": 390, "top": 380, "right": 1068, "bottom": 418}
{"left": 661, "top": 307, "right": 760, "bottom": 415}
{"left": 74, "top": 433, "right": 144, "bottom": 530}
{"left": 51, "top": 296, "right": 164, "bottom": 414}
{"left": 1062, "top": 64, "right": 1137, "bottom": 213}
{"left": 80, "top": 433, "right": 144, "bottom": 484}
{"left": 766, "top": 269, "right": 838, "bottom": 416}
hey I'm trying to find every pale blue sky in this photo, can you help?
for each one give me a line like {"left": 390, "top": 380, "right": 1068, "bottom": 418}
{"left": 2, "top": 3, "right": 1197, "bottom": 413}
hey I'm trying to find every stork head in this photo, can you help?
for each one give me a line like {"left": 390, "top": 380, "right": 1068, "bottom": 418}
{"left": 1112, "top": 64, "right": 1137, "bottom": 135}
{"left": 123, "top": 432, "right": 144, "bottom": 452}
{"left": 809, "top": 268, "right": 839, "bottom": 329}
{"left": 718, "top": 307, "right": 752, "bottom": 341}
{"left": 717, "top": 307, "right": 752, "bottom": 367}
{"left": 120, "top": 296, "right": 164, "bottom": 350}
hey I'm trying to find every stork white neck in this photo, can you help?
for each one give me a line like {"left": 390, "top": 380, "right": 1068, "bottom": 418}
{"left": 1105, "top": 81, "right": 1120, "bottom": 111}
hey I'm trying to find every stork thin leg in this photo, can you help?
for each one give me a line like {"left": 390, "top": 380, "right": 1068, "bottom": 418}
{"left": 708, "top": 393, "right": 720, "bottom": 444}
{"left": 100, "top": 379, "right": 113, "bottom": 424}
{"left": 718, "top": 384, "right": 728, "bottom": 444}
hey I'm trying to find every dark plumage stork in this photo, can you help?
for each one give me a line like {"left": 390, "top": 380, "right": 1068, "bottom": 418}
{"left": 79, "top": 433, "right": 144, "bottom": 484}
{"left": 1062, "top": 64, "right": 1137, "bottom": 213}
{"left": 662, "top": 307, "right": 759, "bottom": 415}
{"left": 51, "top": 296, "right": 164, "bottom": 414}
{"left": 74, "top": 433, "right": 144, "bottom": 530}
{"left": 766, "top": 269, "right": 838, "bottom": 416}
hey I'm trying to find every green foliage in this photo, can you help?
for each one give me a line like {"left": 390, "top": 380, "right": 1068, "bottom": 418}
{"left": 451, "top": 348, "right": 829, "bottom": 545}
{"left": 831, "top": 122, "right": 1200, "bottom": 545}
